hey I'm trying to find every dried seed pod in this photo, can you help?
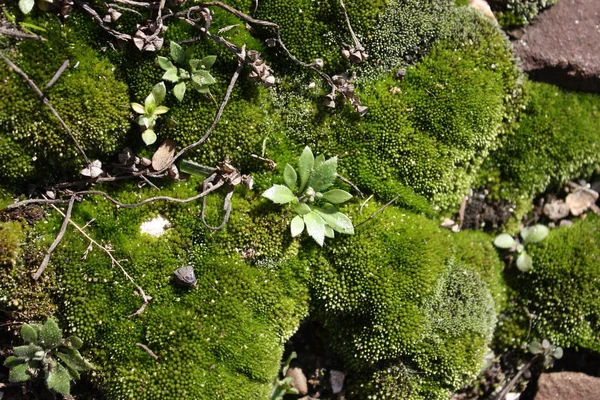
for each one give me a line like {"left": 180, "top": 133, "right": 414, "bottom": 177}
{"left": 139, "top": 157, "right": 152, "bottom": 167}
{"left": 248, "top": 70, "right": 260, "bottom": 82}
{"left": 168, "top": 164, "right": 179, "bottom": 180}
{"left": 395, "top": 68, "right": 407, "bottom": 80}
{"left": 323, "top": 93, "right": 336, "bottom": 109}
{"left": 349, "top": 49, "right": 363, "bottom": 64}
{"left": 174, "top": 266, "right": 197, "bottom": 287}
{"left": 265, "top": 38, "right": 277, "bottom": 47}
{"left": 341, "top": 48, "right": 350, "bottom": 59}
{"left": 263, "top": 75, "right": 276, "bottom": 88}
{"left": 354, "top": 104, "right": 368, "bottom": 117}
{"left": 242, "top": 175, "right": 254, "bottom": 190}
{"left": 313, "top": 58, "right": 324, "bottom": 69}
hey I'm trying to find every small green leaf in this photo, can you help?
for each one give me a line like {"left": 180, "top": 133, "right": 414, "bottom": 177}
{"left": 39, "top": 319, "right": 62, "bottom": 349}
{"left": 192, "top": 70, "right": 216, "bottom": 86}
{"left": 3, "top": 356, "right": 24, "bottom": 368}
{"left": 314, "top": 154, "right": 325, "bottom": 169}
{"left": 284, "top": 164, "right": 297, "bottom": 190}
{"left": 199, "top": 55, "right": 217, "bottom": 69}
{"left": 528, "top": 341, "right": 543, "bottom": 354}
{"left": 19, "top": 0, "right": 35, "bottom": 14}
{"left": 131, "top": 102, "right": 145, "bottom": 114}
{"left": 298, "top": 146, "right": 314, "bottom": 192}
{"left": 314, "top": 206, "right": 354, "bottom": 235}
{"left": 290, "top": 215, "right": 305, "bottom": 237}
{"left": 516, "top": 243, "right": 525, "bottom": 253}
{"left": 194, "top": 85, "right": 211, "bottom": 94}
{"left": 521, "top": 224, "right": 549, "bottom": 244}
{"left": 303, "top": 211, "right": 326, "bottom": 246}
{"left": 516, "top": 252, "right": 533, "bottom": 272}
{"left": 56, "top": 351, "right": 92, "bottom": 372}
{"left": 308, "top": 156, "right": 337, "bottom": 192}
{"left": 552, "top": 347, "right": 563, "bottom": 359}
{"left": 157, "top": 56, "right": 174, "bottom": 71}
{"left": 46, "top": 363, "right": 71, "bottom": 395}
{"left": 13, "top": 344, "right": 43, "bottom": 358}
{"left": 8, "top": 362, "right": 31, "bottom": 382}
{"left": 324, "top": 226, "right": 335, "bottom": 238}
{"left": 292, "top": 202, "right": 311, "bottom": 215}
{"left": 169, "top": 41, "right": 186, "bottom": 65}
{"left": 154, "top": 105, "right": 169, "bottom": 115}
{"left": 141, "top": 129, "right": 157, "bottom": 145}
{"left": 21, "top": 324, "right": 38, "bottom": 344}
{"left": 262, "top": 185, "right": 297, "bottom": 204}
{"left": 144, "top": 93, "right": 156, "bottom": 113}
{"left": 493, "top": 234, "right": 516, "bottom": 249}
{"left": 162, "top": 67, "right": 180, "bottom": 83}
{"left": 322, "top": 189, "right": 352, "bottom": 204}
{"left": 65, "top": 336, "right": 83, "bottom": 350}
{"left": 179, "top": 159, "right": 214, "bottom": 177}
{"left": 151, "top": 82, "right": 166, "bottom": 105}
{"left": 173, "top": 81, "right": 186, "bottom": 102}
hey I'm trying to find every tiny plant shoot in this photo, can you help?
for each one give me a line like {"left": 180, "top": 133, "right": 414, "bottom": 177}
{"left": 493, "top": 224, "right": 549, "bottom": 272}
{"left": 131, "top": 82, "right": 169, "bottom": 145}
{"left": 262, "top": 146, "right": 354, "bottom": 246}
{"left": 3, "top": 319, "right": 92, "bottom": 396}
{"left": 158, "top": 41, "right": 217, "bottom": 102}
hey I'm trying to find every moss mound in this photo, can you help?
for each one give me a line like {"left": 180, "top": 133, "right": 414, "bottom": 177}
{"left": 0, "top": 11, "right": 130, "bottom": 184}
{"left": 495, "top": 216, "right": 600, "bottom": 353}
{"left": 488, "top": 0, "right": 558, "bottom": 29}
{"left": 308, "top": 202, "right": 504, "bottom": 399}
{"left": 485, "top": 81, "right": 600, "bottom": 202}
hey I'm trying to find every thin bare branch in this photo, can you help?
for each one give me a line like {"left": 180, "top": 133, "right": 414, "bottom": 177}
{"left": 201, "top": 185, "right": 233, "bottom": 231}
{"left": 136, "top": 343, "right": 159, "bottom": 360}
{"left": 250, "top": 154, "right": 276, "bottom": 169}
{"left": 0, "top": 52, "right": 91, "bottom": 166}
{"left": 336, "top": 173, "right": 364, "bottom": 198}
{"left": 45, "top": 59, "right": 70, "bottom": 89}
{"left": 0, "top": 27, "right": 46, "bottom": 41}
{"left": 338, "top": 0, "right": 363, "bottom": 51}
{"left": 355, "top": 194, "right": 402, "bottom": 228}
{"left": 5, "top": 198, "right": 71, "bottom": 210}
{"left": 46, "top": 201, "right": 151, "bottom": 318}
{"left": 33, "top": 196, "right": 76, "bottom": 280}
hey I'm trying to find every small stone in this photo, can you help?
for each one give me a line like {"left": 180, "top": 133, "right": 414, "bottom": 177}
{"left": 468, "top": 0, "right": 496, "bottom": 22}
{"left": 559, "top": 219, "right": 573, "bottom": 227}
{"left": 543, "top": 200, "right": 571, "bottom": 220}
{"left": 140, "top": 216, "right": 170, "bottom": 237}
{"left": 440, "top": 218, "right": 456, "bottom": 228}
{"left": 285, "top": 367, "right": 308, "bottom": 395}
{"left": 566, "top": 188, "right": 599, "bottom": 216}
{"left": 535, "top": 372, "right": 600, "bottom": 400}
{"left": 330, "top": 370, "right": 345, "bottom": 394}
{"left": 173, "top": 265, "right": 197, "bottom": 287}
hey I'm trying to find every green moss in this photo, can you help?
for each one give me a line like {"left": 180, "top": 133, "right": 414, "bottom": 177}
{"left": 25, "top": 179, "right": 309, "bottom": 399}
{"left": 485, "top": 81, "right": 600, "bottom": 202}
{"left": 488, "top": 0, "right": 559, "bottom": 29}
{"left": 0, "top": 11, "right": 130, "bottom": 184}
{"left": 495, "top": 216, "right": 600, "bottom": 353}
{"left": 309, "top": 202, "right": 502, "bottom": 399}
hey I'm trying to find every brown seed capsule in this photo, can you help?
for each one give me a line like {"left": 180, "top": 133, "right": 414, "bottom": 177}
{"left": 341, "top": 49, "right": 350, "bottom": 59}
{"left": 263, "top": 75, "right": 276, "bottom": 88}
{"left": 313, "top": 58, "right": 324, "bottom": 69}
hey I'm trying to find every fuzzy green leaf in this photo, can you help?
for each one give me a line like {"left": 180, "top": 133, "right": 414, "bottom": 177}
{"left": 303, "top": 211, "right": 326, "bottom": 246}
{"left": 56, "top": 351, "right": 92, "bottom": 372}
{"left": 151, "top": 82, "right": 166, "bottom": 105}
{"left": 169, "top": 41, "right": 186, "bottom": 65}
{"left": 493, "top": 234, "right": 516, "bottom": 249}
{"left": 314, "top": 206, "right": 354, "bottom": 235}
{"left": 173, "top": 81, "right": 186, "bottom": 102}
{"left": 262, "top": 185, "right": 297, "bottom": 204}
{"left": 162, "top": 67, "right": 180, "bottom": 83}
{"left": 19, "top": 0, "right": 35, "bottom": 14}
{"left": 131, "top": 102, "right": 145, "bottom": 114}
{"left": 298, "top": 147, "right": 314, "bottom": 192}
{"left": 290, "top": 215, "right": 305, "bottom": 237}
{"left": 521, "top": 224, "right": 549, "bottom": 244}
{"left": 322, "top": 189, "right": 352, "bottom": 204}
{"left": 199, "top": 55, "right": 217, "bottom": 69}
{"left": 324, "top": 226, "right": 335, "bottom": 238}
{"left": 20, "top": 324, "right": 38, "bottom": 344}
{"left": 9, "top": 362, "right": 31, "bottom": 382}
{"left": 528, "top": 341, "right": 543, "bottom": 354}
{"left": 141, "top": 129, "right": 157, "bottom": 145}
{"left": 65, "top": 336, "right": 83, "bottom": 350}
{"left": 314, "top": 154, "right": 325, "bottom": 169}
{"left": 13, "top": 344, "right": 43, "bottom": 359}
{"left": 552, "top": 347, "right": 563, "bottom": 359}
{"left": 154, "top": 105, "right": 169, "bottom": 115}
{"left": 284, "top": 164, "right": 297, "bottom": 190}
{"left": 46, "top": 363, "right": 71, "bottom": 395}
{"left": 39, "top": 319, "right": 62, "bottom": 349}
{"left": 4, "top": 356, "right": 24, "bottom": 368}
{"left": 192, "top": 70, "right": 216, "bottom": 86}
{"left": 157, "top": 56, "right": 174, "bottom": 71}
{"left": 308, "top": 157, "right": 337, "bottom": 192}
{"left": 292, "top": 202, "right": 311, "bottom": 216}
{"left": 516, "top": 252, "right": 533, "bottom": 272}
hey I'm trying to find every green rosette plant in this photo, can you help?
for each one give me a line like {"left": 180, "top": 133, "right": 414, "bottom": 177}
{"left": 493, "top": 224, "right": 549, "bottom": 271}
{"left": 3, "top": 319, "right": 93, "bottom": 396}
{"left": 262, "top": 146, "right": 354, "bottom": 246}
{"left": 131, "top": 82, "right": 169, "bottom": 145}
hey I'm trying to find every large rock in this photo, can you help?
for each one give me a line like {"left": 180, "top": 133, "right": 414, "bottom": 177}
{"left": 513, "top": 0, "right": 600, "bottom": 92}
{"left": 535, "top": 372, "right": 600, "bottom": 400}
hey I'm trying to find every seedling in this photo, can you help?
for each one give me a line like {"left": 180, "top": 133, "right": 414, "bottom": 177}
{"left": 493, "top": 224, "right": 549, "bottom": 272}
{"left": 158, "top": 41, "right": 217, "bottom": 102}
{"left": 528, "top": 339, "right": 563, "bottom": 367}
{"left": 131, "top": 82, "right": 169, "bottom": 145}
{"left": 262, "top": 146, "right": 354, "bottom": 246}
{"left": 270, "top": 352, "right": 300, "bottom": 400}
{"left": 3, "top": 319, "right": 93, "bottom": 396}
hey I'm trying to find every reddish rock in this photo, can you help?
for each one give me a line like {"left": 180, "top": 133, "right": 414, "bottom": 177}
{"left": 513, "top": 0, "right": 600, "bottom": 92}
{"left": 535, "top": 372, "right": 600, "bottom": 400}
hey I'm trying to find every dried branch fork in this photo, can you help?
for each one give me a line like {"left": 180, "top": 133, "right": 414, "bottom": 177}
{"left": 355, "top": 194, "right": 402, "bottom": 228}
{"left": 0, "top": 27, "right": 46, "bottom": 41}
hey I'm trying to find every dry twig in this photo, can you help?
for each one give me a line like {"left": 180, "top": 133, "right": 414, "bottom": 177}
{"left": 355, "top": 194, "right": 402, "bottom": 228}
{"left": 136, "top": 343, "right": 159, "bottom": 360}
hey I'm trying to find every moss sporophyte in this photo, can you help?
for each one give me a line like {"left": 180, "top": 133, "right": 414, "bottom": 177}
{"left": 262, "top": 146, "right": 354, "bottom": 246}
